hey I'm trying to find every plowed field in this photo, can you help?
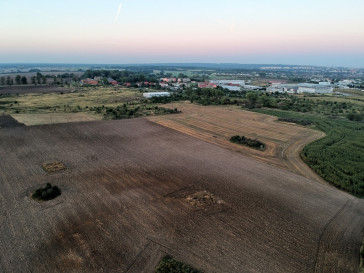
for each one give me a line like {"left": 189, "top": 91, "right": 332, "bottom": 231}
{"left": 0, "top": 118, "right": 362, "bottom": 273}
{"left": 148, "top": 102, "right": 326, "bottom": 183}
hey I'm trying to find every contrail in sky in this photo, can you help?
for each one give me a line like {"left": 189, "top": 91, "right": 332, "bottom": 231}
{"left": 114, "top": 3, "right": 122, "bottom": 22}
{"left": 218, "top": 19, "right": 235, "bottom": 32}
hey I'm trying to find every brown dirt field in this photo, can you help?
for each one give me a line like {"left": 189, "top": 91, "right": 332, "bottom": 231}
{"left": 0, "top": 85, "right": 72, "bottom": 95}
{"left": 148, "top": 102, "right": 326, "bottom": 183}
{"left": 12, "top": 113, "right": 102, "bottom": 126}
{"left": 0, "top": 118, "right": 363, "bottom": 273}
{"left": 0, "top": 115, "right": 25, "bottom": 128}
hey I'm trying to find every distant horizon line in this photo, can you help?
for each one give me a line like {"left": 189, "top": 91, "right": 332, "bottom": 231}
{"left": 0, "top": 62, "right": 363, "bottom": 69}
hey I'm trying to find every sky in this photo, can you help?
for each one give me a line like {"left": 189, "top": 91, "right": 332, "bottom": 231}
{"left": 1, "top": 0, "right": 364, "bottom": 67}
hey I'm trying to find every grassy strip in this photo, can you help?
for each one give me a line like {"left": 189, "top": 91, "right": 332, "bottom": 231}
{"left": 252, "top": 108, "right": 364, "bottom": 197}
{"left": 155, "top": 256, "right": 202, "bottom": 273}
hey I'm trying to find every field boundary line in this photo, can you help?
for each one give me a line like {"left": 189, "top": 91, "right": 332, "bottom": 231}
{"left": 163, "top": 185, "right": 194, "bottom": 198}
{"left": 124, "top": 241, "right": 152, "bottom": 273}
{"left": 313, "top": 199, "right": 351, "bottom": 273}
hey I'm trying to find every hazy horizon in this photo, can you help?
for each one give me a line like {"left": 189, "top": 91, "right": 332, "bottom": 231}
{"left": 1, "top": 0, "right": 363, "bottom": 67}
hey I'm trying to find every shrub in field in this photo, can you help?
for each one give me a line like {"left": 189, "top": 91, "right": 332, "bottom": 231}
{"left": 155, "top": 256, "right": 202, "bottom": 273}
{"left": 277, "top": 117, "right": 312, "bottom": 126}
{"left": 230, "top": 135, "right": 266, "bottom": 150}
{"left": 346, "top": 113, "right": 363, "bottom": 122}
{"left": 31, "top": 183, "right": 61, "bottom": 201}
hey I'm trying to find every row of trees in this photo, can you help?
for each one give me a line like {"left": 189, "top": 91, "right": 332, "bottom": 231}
{"left": 242, "top": 92, "right": 364, "bottom": 122}
{"left": 0, "top": 72, "right": 48, "bottom": 86}
{"left": 82, "top": 70, "right": 159, "bottom": 84}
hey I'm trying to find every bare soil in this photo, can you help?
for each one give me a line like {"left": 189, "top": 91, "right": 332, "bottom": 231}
{"left": 0, "top": 115, "right": 25, "bottom": 128}
{"left": 0, "top": 118, "right": 362, "bottom": 273}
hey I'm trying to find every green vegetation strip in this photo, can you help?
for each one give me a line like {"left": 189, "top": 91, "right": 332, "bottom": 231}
{"left": 155, "top": 256, "right": 202, "bottom": 273}
{"left": 252, "top": 108, "right": 364, "bottom": 197}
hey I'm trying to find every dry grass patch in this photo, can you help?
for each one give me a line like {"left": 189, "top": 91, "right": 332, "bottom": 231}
{"left": 186, "top": 190, "right": 224, "bottom": 207}
{"left": 148, "top": 102, "right": 325, "bottom": 182}
{"left": 42, "top": 161, "right": 66, "bottom": 173}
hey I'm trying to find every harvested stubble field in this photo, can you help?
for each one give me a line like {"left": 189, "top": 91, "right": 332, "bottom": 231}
{"left": 0, "top": 118, "right": 363, "bottom": 273}
{"left": 148, "top": 102, "right": 326, "bottom": 183}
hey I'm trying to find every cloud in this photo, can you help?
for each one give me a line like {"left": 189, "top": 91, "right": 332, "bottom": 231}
{"left": 114, "top": 3, "right": 122, "bottom": 23}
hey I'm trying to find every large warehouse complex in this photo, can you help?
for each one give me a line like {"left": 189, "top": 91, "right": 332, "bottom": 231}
{"left": 267, "top": 83, "right": 333, "bottom": 94}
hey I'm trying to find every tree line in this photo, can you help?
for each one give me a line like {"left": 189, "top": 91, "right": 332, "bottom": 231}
{"left": 0, "top": 72, "right": 48, "bottom": 86}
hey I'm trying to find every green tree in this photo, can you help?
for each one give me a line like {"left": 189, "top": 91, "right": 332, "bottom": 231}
{"left": 0, "top": 76, "right": 5, "bottom": 85}
{"left": 6, "top": 76, "right": 12, "bottom": 85}
{"left": 21, "top": 76, "right": 28, "bottom": 85}
{"left": 246, "top": 92, "right": 259, "bottom": 108}
{"left": 31, "top": 76, "right": 37, "bottom": 85}
{"left": 258, "top": 94, "right": 273, "bottom": 107}
{"left": 42, "top": 76, "right": 46, "bottom": 84}
{"left": 15, "top": 75, "right": 21, "bottom": 85}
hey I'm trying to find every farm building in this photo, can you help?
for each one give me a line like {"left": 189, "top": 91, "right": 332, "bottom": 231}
{"left": 80, "top": 78, "right": 99, "bottom": 86}
{"left": 198, "top": 82, "right": 217, "bottom": 88}
{"left": 108, "top": 78, "right": 118, "bottom": 85}
{"left": 143, "top": 92, "right": 170, "bottom": 98}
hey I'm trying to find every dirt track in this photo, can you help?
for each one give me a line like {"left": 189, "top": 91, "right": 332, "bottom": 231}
{"left": 0, "top": 118, "right": 362, "bottom": 272}
{"left": 148, "top": 102, "right": 326, "bottom": 183}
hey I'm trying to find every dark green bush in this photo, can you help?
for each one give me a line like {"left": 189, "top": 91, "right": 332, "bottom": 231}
{"left": 32, "top": 183, "right": 61, "bottom": 201}
{"left": 230, "top": 135, "right": 266, "bottom": 150}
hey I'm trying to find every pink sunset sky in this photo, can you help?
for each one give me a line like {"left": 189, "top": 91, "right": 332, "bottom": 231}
{"left": 1, "top": 0, "right": 364, "bottom": 67}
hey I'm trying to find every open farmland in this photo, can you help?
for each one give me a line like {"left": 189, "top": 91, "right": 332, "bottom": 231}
{"left": 148, "top": 102, "right": 326, "bottom": 183}
{"left": 0, "top": 118, "right": 363, "bottom": 273}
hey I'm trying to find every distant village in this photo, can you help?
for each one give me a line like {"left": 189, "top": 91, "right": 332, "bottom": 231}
{"left": 79, "top": 75, "right": 362, "bottom": 99}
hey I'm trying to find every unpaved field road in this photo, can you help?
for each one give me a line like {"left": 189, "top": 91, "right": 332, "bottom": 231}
{"left": 148, "top": 102, "right": 326, "bottom": 183}
{"left": 0, "top": 119, "right": 362, "bottom": 273}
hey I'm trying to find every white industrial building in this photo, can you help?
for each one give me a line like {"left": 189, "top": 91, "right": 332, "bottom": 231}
{"left": 143, "top": 92, "right": 170, "bottom": 98}
{"left": 222, "top": 85, "right": 242, "bottom": 91}
{"left": 209, "top": 80, "right": 246, "bottom": 86}
{"left": 267, "top": 83, "right": 333, "bottom": 94}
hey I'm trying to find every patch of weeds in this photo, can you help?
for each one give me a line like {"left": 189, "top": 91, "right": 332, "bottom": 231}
{"left": 186, "top": 190, "right": 223, "bottom": 207}
{"left": 42, "top": 161, "right": 66, "bottom": 173}
{"left": 155, "top": 255, "right": 202, "bottom": 273}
